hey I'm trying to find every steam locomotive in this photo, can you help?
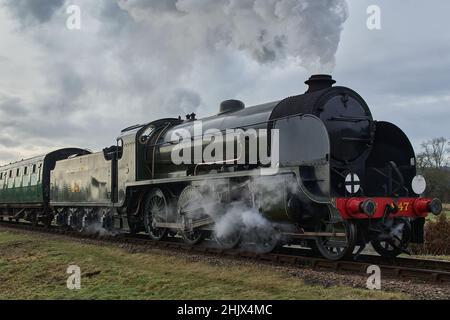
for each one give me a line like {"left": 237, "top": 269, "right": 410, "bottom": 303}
{"left": 0, "top": 75, "right": 442, "bottom": 260}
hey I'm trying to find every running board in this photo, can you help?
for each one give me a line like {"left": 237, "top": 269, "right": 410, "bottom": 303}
{"left": 281, "top": 231, "right": 347, "bottom": 238}
{"left": 154, "top": 217, "right": 215, "bottom": 231}
{"left": 154, "top": 220, "right": 346, "bottom": 238}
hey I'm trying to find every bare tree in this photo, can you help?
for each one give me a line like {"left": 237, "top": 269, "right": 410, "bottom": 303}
{"left": 416, "top": 152, "right": 429, "bottom": 170}
{"left": 417, "top": 137, "right": 449, "bottom": 169}
{"left": 447, "top": 140, "right": 450, "bottom": 165}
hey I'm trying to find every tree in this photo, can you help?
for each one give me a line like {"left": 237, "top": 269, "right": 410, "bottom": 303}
{"left": 416, "top": 137, "right": 450, "bottom": 203}
{"left": 417, "top": 137, "right": 449, "bottom": 169}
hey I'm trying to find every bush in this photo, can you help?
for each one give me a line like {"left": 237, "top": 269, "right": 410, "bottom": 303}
{"left": 420, "top": 168, "right": 450, "bottom": 203}
{"left": 411, "top": 214, "right": 450, "bottom": 255}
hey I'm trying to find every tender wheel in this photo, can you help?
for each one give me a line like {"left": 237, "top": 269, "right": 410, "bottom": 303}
{"left": 55, "top": 209, "right": 69, "bottom": 229}
{"left": 314, "top": 219, "right": 357, "bottom": 261}
{"left": 371, "top": 219, "right": 411, "bottom": 259}
{"left": 68, "top": 209, "right": 83, "bottom": 232}
{"left": 100, "top": 209, "right": 114, "bottom": 231}
{"left": 143, "top": 189, "right": 168, "bottom": 241}
{"left": 81, "top": 209, "right": 100, "bottom": 233}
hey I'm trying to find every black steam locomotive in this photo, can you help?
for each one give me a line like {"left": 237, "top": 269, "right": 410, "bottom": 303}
{"left": 0, "top": 75, "right": 442, "bottom": 260}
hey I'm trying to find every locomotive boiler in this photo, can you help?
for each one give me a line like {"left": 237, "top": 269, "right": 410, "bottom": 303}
{"left": 0, "top": 75, "right": 442, "bottom": 260}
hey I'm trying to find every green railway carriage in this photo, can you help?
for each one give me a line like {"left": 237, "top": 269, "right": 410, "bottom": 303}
{"left": 0, "top": 155, "right": 45, "bottom": 205}
{"left": 0, "top": 149, "right": 90, "bottom": 216}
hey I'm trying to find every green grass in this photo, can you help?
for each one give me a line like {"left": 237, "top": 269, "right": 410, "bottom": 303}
{"left": 0, "top": 230, "right": 408, "bottom": 300}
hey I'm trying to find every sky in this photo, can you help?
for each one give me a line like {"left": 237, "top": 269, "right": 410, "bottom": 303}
{"left": 0, "top": 0, "right": 449, "bottom": 165}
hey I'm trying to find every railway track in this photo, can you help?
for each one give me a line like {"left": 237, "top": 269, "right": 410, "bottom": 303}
{"left": 1, "top": 220, "right": 450, "bottom": 285}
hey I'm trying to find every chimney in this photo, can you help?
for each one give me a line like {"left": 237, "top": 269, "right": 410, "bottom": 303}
{"left": 219, "top": 99, "right": 245, "bottom": 115}
{"left": 305, "top": 74, "right": 336, "bottom": 93}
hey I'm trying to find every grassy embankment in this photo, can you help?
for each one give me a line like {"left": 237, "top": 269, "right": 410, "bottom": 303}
{"left": 0, "top": 229, "right": 407, "bottom": 300}
{"left": 408, "top": 204, "right": 450, "bottom": 259}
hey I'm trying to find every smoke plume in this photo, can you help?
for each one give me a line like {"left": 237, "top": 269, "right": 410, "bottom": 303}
{"left": 1, "top": 0, "right": 349, "bottom": 164}
{"left": 118, "top": 0, "right": 349, "bottom": 72}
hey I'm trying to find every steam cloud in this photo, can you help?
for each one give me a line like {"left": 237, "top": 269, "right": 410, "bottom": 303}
{"left": 0, "top": 0, "right": 349, "bottom": 164}
{"left": 189, "top": 176, "right": 299, "bottom": 252}
{"left": 118, "top": 0, "right": 349, "bottom": 72}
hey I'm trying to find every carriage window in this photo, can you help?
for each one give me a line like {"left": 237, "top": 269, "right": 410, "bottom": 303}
{"left": 9, "top": 170, "right": 12, "bottom": 178}
{"left": 24, "top": 167, "right": 28, "bottom": 175}
{"left": 16, "top": 168, "right": 20, "bottom": 177}
{"left": 32, "top": 164, "right": 37, "bottom": 174}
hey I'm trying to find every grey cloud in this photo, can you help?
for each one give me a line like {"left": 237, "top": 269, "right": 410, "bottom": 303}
{"left": 99, "top": 1, "right": 136, "bottom": 34}
{"left": 0, "top": 96, "right": 29, "bottom": 117}
{"left": 163, "top": 89, "right": 202, "bottom": 116}
{"left": 118, "top": 0, "right": 178, "bottom": 13}
{"left": 3, "top": 0, "right": 66, "bottom": 25}
{"left": 0, "top": 136, "right": 17, "bottom": 148}
{"left": 0, "top": 0, "right": 449, "bottom": 165}
{"left": 0, "top": 149, "right": 21, "bottom": 164}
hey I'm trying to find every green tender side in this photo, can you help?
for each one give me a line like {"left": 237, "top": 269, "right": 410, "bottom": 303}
{"left": 0, "top": 156, "right": 45, "bottom": 205}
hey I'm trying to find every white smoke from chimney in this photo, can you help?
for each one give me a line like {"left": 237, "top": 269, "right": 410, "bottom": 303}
{"left": 118, "top": 0, "right": 349, "bottom": 73}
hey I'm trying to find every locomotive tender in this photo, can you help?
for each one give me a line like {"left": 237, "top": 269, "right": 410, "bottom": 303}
{"left": 0, "top": 75, "right": 443, "bottom": 260}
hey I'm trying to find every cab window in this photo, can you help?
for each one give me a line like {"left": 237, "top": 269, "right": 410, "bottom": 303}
{"left": 139, "top": 125, "right": 155, "bottom": 144}
{"left": 117, "top": 139, "right": 124, "bottom": 159}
